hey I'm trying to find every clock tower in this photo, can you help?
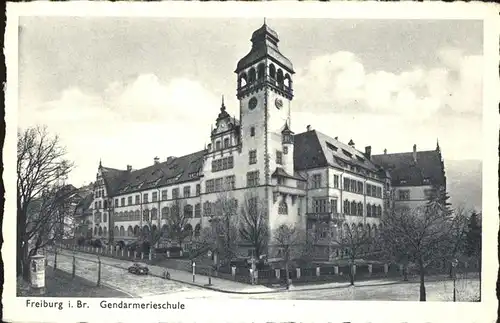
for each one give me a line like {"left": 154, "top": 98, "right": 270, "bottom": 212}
{"left": 235, "top": 22, "right": 295, "bottom": 188}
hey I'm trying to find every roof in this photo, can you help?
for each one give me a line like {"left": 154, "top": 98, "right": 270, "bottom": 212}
{"left": 100, "top": 150, "right": 206, "bottom": 196}
{"left": 75, "top": 193, "right": 94, "bottom": 215}
{"left": 293, "top": 130, "right": 382, "bottom": 175}
{"left": 271, "top": 167, "right": 306, "bottom": 181}
{"left": 236, "top": 24, "right": 294, "bottom": 73}
{"left": 372, "top": 150, "right": 445, "bottom": 187}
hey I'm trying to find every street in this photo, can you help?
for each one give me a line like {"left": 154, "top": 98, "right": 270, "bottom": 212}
{"left": 52, "top": 251, "right": 480, "bottom": 301}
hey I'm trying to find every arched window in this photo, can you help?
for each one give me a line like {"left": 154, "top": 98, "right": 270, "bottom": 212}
{"left": 194, "top": 223, "right": 201, "bottom": 237}
{"left": 128, "top": 211, "right": 133, "bottom": 221}
{"left": 94, "top": 227, "right": 98, "bottom": 236}
{"left": 98, "top": 226, "right": 103, "bottom": 236}
{"left": 357, "top": 223, "right": 363, "bottom": 235}
{"left": 278, "top": 201, "right": 288, "bottom": 215}
{"left": 343, "top": 223, "right": 350, "bottom": 238}
{"left": 114, "top": 226, "right": 119, "bottom": 237}
{"left": 135, "top": 210, "right": 140, "bottom": 221}
{"left": 120, "top": 226, "right": 125, "bottom": 237}
{"left": 366, "top": 224, "right": 372, "bottom": 237}
{"left": 277, "top": 69, "right": 284, "bottom": 86}
{"left": 367, "top": 203, "right": 372, "bottom": 217}
{"left": 127, "top": 226, "right": 133, "bottom": 236}
{"left": 152, "top": 225, "right": 158, "bottom": 236}
{"left": 151, "top": 208, "right": 158, "bottom": 220}
{"left": 257, "top": 63, "right": 265, "bottom": 79}
{"left": 143, "top": 209, "right": 150, "bottom": 222}
{"left": 133, "top": 225, "right": 140, "bottom": 236}
{"left": 377, "top": 205, "right": 382, "bottom": 217}
{"left": 373, "top": 225, "right": 378, "bottom": 237}
{"left": 184, "top": 204, "right": 193, "bottom": 218}
{"left": 357, "top": 202, "right": 363, "bottom": 216}
{"left": 344, "top": 200, "right": 350, "bottom": 214}
{"left": 223, "top": 138, "right": 230, "bottom": 149}
{"left": 248, "top": 67, "right": 256, "bottom": 83}
{"left": 284, "top": 74, "right": 292, "bottom": 88}
{"left": 103, "top": 227, "right": 107, "bottom": 237}
{"left": 142, "top": 225, "right": 149, "bottom": 236}
{"left": 372, "top": 205, "right": 377, "bottom": 217}
{"left": 269, "top": 64, "right": 276, "bottom": 79}
{"left": 184, "top": 223, "right": 193, "bottom": 237}
{"left": 239, "top": 73, "right": 247, "bottom": 88}
{"left": 161, "top": 207, "right": 169, "bottom": 219}
{"left": 350, "top": 201, "right": 357, "bottom": 216}
{"left": 161, "top": 224, "right": 168, "bottom": 234}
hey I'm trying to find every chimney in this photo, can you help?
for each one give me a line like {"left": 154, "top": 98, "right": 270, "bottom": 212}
{"left": 334, "top": 136, "right": 338, "bottom": 140}
{"left": 167, "top": 156, "right": 176, "bottom": 163}
{"left": 412, "top": 144, "right": 417, "bottom": 163}
{"left": 364, "top": 146, "right": 372, "bottom": 159}
{"left": 154, "top": 156, "right": 160, "bottom": 164}
{"left": 127, "top": 165, "right": 132, "bottom": 171}
{"left": 384, "top": 149, "right": 387, "bottom": 155}
{"left": 306, "top": 125, "right": 311, "bottom": 132}
{"left": 348, "top": 139, "right": 355, "bottom": 147}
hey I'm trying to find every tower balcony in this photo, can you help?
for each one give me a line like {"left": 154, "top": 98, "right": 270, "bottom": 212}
{"left": 272, "top": 184, "right": 306, "bottom": 197}
{"left": 306, "top": 211, "right": 345, "bottom": 224}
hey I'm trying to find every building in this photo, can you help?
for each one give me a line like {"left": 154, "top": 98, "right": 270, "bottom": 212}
{"left": 80, "top": 23, "right": 445, "bottom": 261}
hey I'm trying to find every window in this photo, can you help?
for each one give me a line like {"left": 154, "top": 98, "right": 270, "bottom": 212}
{"left": 377, "top": 205, "right": 382, "bottom": 217}
{"left": 249, "top": 150, "right": 257, "bottom": 164}
{"left": 223, "top": 138, "right": 230, "bottom": 148}
{"left": 103, "top": 213, "right": 107, "bottom": 222}
{"left": 357, "top": 202, "right": 363, "bottom": 216}
{"left": 351, "top": 201, "right": 357, "bottom": 216}
{"left": 127, "top": 196, "right": 132, "bottom": 205}
{"left": 276, "top": 151, "right": 283, "bottom": 165}
{"left": 152, "top": 192, "right": 158, "bottom": 202}
{"left": 277, "top": 177, "right": 285, "bottom": 185}
{"left": 376, "top": 187, "right": 382, "bottom": 198}
{"left": 215, "top": 178, "right": 223, "bottom": 192}
{"left": 183, "top": 186, "right": 191, "bottom": 198}
{"left": 357, "top": 181, "right": 364, "bottom": 194}
{"left": 367, "top": 204, "right": 372, "bottom": 217}
{"left": 135, "top": 195, "right": 140, "bottom": 204}
{"left": 312, "top": 174, "right": 322, "bottom": 188}
{"left": 278, "top": 201, "right": 288, "bottom": 215}
{"left": 151, "top": 208, "right": 158, "bottom": 220}
{"left": 172, "top": 188, "right": 179, "bottom": 199}
{"left": 212, "top": 156, "right": 234, "bottom": 172}
{"left": 424, "top": 188, "right": 435, "bottom": 198}
{"left": 398, "top": 190, "right": 410, "bottom": 200}
{"left": 350, "top": 180, "right": 356, "bottom": 192}
{"left": 250, "top": 126, "right": 255, "bottom": 137}
{"left": 225, "top": 175, "right": 236, "bottom": 190}
{"left": 184, "top": 205, "right": 193, "bottom": 218}
{"left": 121, "top": 197, "right": 125, "bottom": 206}
{"left": 247, "top": 171, "right": 260, "bottom": 187}
{"left": 203, "top": 201, "right": 213, "bottom": 217}
{"left": 143, "top": 209, "right": 150, "bottom": 222}
{"left": 161, "top": 190, "right": 168, "bottom": 201}
{"left": 195, "top": 204, "right": 201, "bottom": 218}
{"left": 143, "top": 193, "right": 149, "bottom": 203}
{"left": 334, "top": 175, "right": 339, "bottom": 188}
{"left": 215, "top": 141, "right": 221, "bottom": 150}
{"left": 372, "top": 205, "right": 377, "bottom": 217}
{"left": 98, "top": 201, "right": 102, "bottom": 209}
{"left": 313, "top": 198, "right": 328, "bottom": 213}
{"left": 196, "top": 184, "right": 201, "bottom": 196}
{"left": 114, "top": 199, "right": 118, "bottom": 207}
{"left": 161, "top": 207, "right": 169, "bottom": 219}
{"left": 206, "top": 180, "right": 215, "bottom": 193}
{"left": 343, "top": 200, "right": 350, "bottom": 214}
{"left": 330, "top": 199, "right": 338, "bottom": 214}
{"left": 366, "top": 185, "right": 372, "bottom": 196}
{"left": 344, "top": 178, "right": 350, "bottom": 191}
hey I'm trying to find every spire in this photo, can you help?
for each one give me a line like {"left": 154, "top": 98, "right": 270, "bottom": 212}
{"left": 99, "top": 159, "right": 102, "bottom": 168}
{"left": 436, "top": 138, "right": 441, "bottom": 153}
{"left": 216, "top": 94, "right": 230, "bottom": 121}
{"left": 264, "top": 17, "right": 266, "bottom": 25}
{"left": 221, "top": 95, "right": 225, "bottom": 111}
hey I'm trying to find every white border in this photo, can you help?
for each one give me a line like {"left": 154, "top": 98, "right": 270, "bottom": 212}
{"left": 4, "top": 2, "right": 499, "bottom": 323}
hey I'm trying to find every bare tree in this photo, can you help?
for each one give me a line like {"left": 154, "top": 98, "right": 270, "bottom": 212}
{"left": 380, "top": 205, "right": 453, "bottom": 301}
{"left": 273, "top": 223, "right": 306, "bottom": 288}
{"left": 333, "top": 222, "right": 372, "bottom": 285}
{"left": 209, "top": 190, "right": 239, "bottom": 264}
{"left": 239, "top": 193, "right": 269, "bottom": 259}
{"left": 17, "top": 126, "right": 74, "bottom": 279}
{"left": 164, "top": 198, "right": 191, "bottom": 249}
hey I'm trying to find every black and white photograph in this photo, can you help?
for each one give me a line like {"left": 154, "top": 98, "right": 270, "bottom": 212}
{"left": 3, "top": 2, "right": 498, "bottom": 323}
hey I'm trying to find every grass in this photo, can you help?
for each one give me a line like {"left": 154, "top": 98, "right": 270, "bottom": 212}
{"left": 17, "top": 266, "right": 131, "bottom": 298}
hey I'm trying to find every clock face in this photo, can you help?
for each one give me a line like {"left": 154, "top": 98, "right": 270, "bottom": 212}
{"left": 275, "top": 98, "right": 283, "bottom": 109}
{"left": 249, "top": 97, "right": 258, "bottom": 110}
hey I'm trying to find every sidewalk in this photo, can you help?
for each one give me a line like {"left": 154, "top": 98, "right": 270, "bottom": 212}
{"left": 58, "top": 250, "right": 279, "bottom": 294}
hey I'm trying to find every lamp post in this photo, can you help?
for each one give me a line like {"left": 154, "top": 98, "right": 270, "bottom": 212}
{"left": 452, "top": 258, "right": 458, "bottom": 302}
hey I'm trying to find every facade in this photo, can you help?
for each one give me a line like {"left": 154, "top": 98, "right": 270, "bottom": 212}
{"left": 79, "top": 23, "right": 446, "bottom": 260}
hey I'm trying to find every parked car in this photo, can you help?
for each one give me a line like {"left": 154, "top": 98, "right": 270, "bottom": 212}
{"left": 128, "top": 263, "right": 149, "bottom": 275}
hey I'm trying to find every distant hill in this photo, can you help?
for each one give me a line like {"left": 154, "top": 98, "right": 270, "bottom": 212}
{"left": 445, "top": 159, "right": 482, "bottom": 212}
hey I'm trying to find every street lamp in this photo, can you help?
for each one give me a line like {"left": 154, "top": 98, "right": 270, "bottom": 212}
{"left": 452, "top": 258, "right": 459, "bottom": 302}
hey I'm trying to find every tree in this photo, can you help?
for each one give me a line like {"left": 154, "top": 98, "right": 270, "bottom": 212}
{"left": 139, "top": 208, "right": 165, "bottom": 253}
{"left": 380, "top": 205, "right": 453, "bottom": 301}
{"left": 239, "top": 193, "right": 269, "bottom": 259}
{"left": 164, "top": 198, "right": 191, "bottom": 249}
{"left": 273, "top": 223, "right": 306, "bottom": 288}
{"left": 17, "top": 126, "right": 74, "bottom": 279}
{"left": 334, "top": 222, "right": 373, "bottom": 285}
{"left": 209, "top": 190, "right": 239, "bottom": 264}
{"left": 466, "top": 210, "right": 482, "bottom": 298}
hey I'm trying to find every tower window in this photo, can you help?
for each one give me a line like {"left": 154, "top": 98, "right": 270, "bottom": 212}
{"left": 276, "top": 150, "right": 283, "bottom": 165}
{"left": 283, "top": 146, "right": 288, "bottom": 154}
{"left": 277, "top": 69, "right": 284, "bottom": 86}
{"left": 269, "top": 64, "right": 276, "bottom": 79}
{"left": 248, "top": 67, "right": 256, "bottom": 83}
{"left": 257, "top": 63, "right": 265, "bottom": 79}
{"left": 249, "top": 150, "right": 257, "bottom": 165}
{"left": 215, "top": 141, "right": 221, "bottom": 150}
{"left": 223, "top": 138, "right": 230, "bottom": 148}
{"left": 250, "top": 127, "right": 255, "bottom": 137}
{"left": 278, "top": 201, "right": 288, "bottom": 215}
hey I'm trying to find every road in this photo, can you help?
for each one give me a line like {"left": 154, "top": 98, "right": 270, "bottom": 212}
{"left": 51, "top": 251, "right": 480, "bottom": 301}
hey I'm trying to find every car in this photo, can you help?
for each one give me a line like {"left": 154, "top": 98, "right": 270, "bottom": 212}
{"left": 128, "top": 263, "right": 149, "bottom": 275}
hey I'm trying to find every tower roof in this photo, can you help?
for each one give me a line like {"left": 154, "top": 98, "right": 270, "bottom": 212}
{"left": 236, "top": 23, "right": 294, "bottom": 73}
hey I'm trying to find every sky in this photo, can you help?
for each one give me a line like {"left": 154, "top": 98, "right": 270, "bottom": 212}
{"left": 18, "top": 17, "right": 483, "bottom": 187}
